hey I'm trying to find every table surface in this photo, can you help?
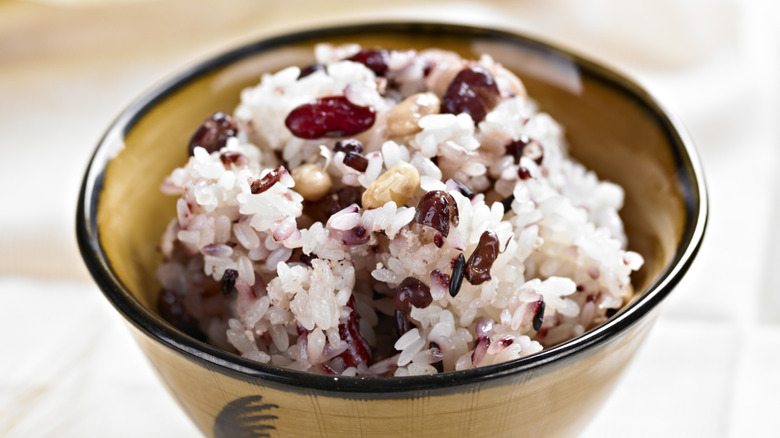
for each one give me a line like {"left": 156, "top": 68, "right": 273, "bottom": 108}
{"left": 2, "top": 0, "right": 779, "bottom": 436}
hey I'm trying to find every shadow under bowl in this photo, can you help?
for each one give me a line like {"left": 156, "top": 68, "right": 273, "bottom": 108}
{"left": 77, "top": 22, "right": 707, "bottom": 438}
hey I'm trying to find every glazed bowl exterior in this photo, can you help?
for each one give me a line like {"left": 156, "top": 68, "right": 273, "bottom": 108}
{"left": 77, "top": 22, "right": 707, "bottom": 438}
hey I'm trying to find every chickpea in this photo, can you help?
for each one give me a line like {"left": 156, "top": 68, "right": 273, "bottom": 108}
{"left": 362, "top": 162, "right": 420, "bottom": 209}
{"left": 387, "top": 92, "right": 441, "bottom": 137}
{"left": 291, "top": 163, "right": 332, "bottom": 201}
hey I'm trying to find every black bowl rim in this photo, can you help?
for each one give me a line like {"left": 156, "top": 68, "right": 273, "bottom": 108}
{"left": 77, "top": 21, "right": 708, "bottom": 395}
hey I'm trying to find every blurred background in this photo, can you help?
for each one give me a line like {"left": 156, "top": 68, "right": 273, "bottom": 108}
{"left": 1, "top": 0, "right": 778, "bottom": 436}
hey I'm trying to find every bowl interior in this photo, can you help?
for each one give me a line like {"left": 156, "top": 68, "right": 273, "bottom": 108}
{"left": 92, "top": 23, "right": 695, "bottom": 365}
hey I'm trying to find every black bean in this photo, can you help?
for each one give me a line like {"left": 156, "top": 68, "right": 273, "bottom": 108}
{"left": 395, "top": 309, "right": 413, "bottom": 337}
{"left": 501, "top": 194, "right": 515, "bottom": 214}
{"left": 221, "top": 269, "right": 238, "bottom": 296}
{"left": 446, "top": 179, "right": 475, "bottom": 200}
{"left": 299, "top": 252, "right": 317, "bottom": 267}
{"left": 449, "top": 253, "right": 466, "bottom": 297}
{"left": 333, "top": 138, "right": 364, "bottom": 154}
{"left": 532, "top": 300, "right": 546, "bottom": 331}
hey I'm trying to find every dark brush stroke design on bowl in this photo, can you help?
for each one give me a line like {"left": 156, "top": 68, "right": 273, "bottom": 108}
{"left": 214, "top": 395, "right": 279, "bottom": 438}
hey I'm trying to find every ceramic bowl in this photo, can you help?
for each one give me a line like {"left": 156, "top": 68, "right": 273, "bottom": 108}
{"left": 77, "top": 22, "right": 707, "bottom": 438}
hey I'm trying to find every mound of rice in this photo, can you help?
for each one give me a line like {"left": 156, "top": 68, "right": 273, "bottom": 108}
{"left": 155, "top": 44, "right": 643, "bottom": 377}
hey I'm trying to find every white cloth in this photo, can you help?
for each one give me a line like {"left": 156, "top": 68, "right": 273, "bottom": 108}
{"left": 1, "top": 0, "right": 779, "bottom": 436}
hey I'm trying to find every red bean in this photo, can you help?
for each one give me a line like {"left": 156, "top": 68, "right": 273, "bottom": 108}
{"left": 414, "top": 190, "right": 451, "bottom": 237}
{"left": 517, "top": 167, "right": 531, "bottom": 180}
{"left": 250, "top": 167, "right": 285, "bottom": 194}
{"left": 347, "top": 49, "right": 390, "bottom": 76}
{"left": 219, "top": 151, "right": 248, "bottom": 169}
{"left": 441, "top": 66, "right": 500, "bottom": 123}
{"left": 394, "top": 277, "right": 433, "bottom": 314}
{"left": 337, "top": 296, "right": 372, "bottom": 368}
{"left": 507, "top": 138, "right": 544, "bottom": 165}
{"left": 188, "top": 112, "right": 238, "bottom": 156}
{"left": 298, "top": 63, "right": 324, "bottom": 79}
{"left": 505, "top": 137, "right": 529, "bottom": 160}
{"left": 343, "top": 151, "right": 369, "bottom": 172}
{"left": 465, "top": 230, "right": 500, "bottom": 285}
{"left": 285, "top": 96, "right": 376, "bottom": 139}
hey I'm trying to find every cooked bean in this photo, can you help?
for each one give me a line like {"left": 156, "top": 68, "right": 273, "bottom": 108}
{"left": 387, "top": 92, "right": 441, "bottom": 137}
{"left": 465, "top": 230, "right": 500, "bottom": 285}
{"left": 394, "top": 277, "right": 433, "bottom": 314}
{"left": 449, "top": 253, "right": 466, "bottom": 297}
{"left": 291, "top": 164, "right": 332, "bottom": 201}
{"left": 250, "top": 167, "right": 285, "bottom": 194}
{"left": 188, "top": 112, "right": 238, "bottom": 156}
{"left": 361, "top": 162, "right": 420, "bottom": 209}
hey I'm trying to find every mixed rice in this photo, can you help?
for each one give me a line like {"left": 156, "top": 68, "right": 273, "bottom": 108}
{"left": 155, "top": 44, "right": 644, "bottom": 377}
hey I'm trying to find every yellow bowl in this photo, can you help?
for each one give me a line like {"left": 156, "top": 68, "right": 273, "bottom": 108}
{"left": 77, "top": 22, "right": 707, "bottom": 438}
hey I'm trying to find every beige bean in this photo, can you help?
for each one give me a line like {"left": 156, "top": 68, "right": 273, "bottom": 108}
{"left": 387, "top": 92, "right": 441, "bottom": 137}
{"left": 362, "top": 162, "right": 420, "bottom": 209}
{"left": 291, "top": 163, "right": 332, "bottom": 201}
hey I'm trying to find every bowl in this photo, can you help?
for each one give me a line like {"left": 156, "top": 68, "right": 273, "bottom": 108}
{"left": 77, "top": 22, "right": 707, "bottom": 438}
